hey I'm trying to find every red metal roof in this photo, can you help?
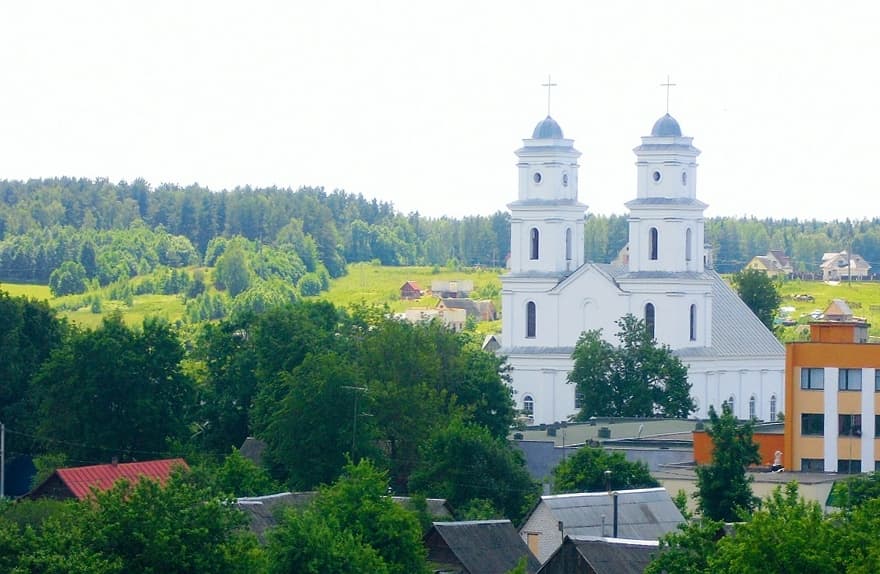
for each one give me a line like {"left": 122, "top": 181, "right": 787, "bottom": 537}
{"left": 54, "top": 458, "right": 189, "bottom": 500}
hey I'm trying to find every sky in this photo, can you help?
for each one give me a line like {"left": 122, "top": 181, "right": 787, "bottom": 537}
{"left": 1, "top": 1, "right": 878, "bottom": 221}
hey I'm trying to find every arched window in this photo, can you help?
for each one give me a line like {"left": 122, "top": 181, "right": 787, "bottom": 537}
{"left": 689, "top": 304, "right": 697, "bottom": 341}
{"left": 523, "top": 395, "right": 534, "bottom": 417}
{"left": 526, "top": 301, "right": 536, "bottom": 338}
{"left": 645, "top": 303, "right": 655, "bottom": 338}
{"left": 770, "top": 395, "right": 777, "bottom": 422}
{"left": 530, "top": 228, "right": 540, "bottom": 260}
{"left": 749, "top": 395, "right": 756, "bottom": 419}
{"left": 565, "top": 228, "right": 572, "bottom": 261}
{"left": 649, "top": 227, "right": 659, "bottom": 260}
{"left": 686, "top": 228, "right": 693, "bottom": 262}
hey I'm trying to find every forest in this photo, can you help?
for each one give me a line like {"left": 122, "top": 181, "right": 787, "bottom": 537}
{"left": 3, "top": 178, "right": 880, "bottom": 288}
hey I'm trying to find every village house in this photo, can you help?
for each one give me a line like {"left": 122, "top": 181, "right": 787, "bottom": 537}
{"left": 400, "top": 280, "right": 424, "bottom": 300}
{"left": 424, "top": 520, "right": 541, "bottom": 574}
{"left": 745, "top": 249, "right": 794, "bottom": 278}
{"left": 27, "top": 458, "right": 188, "bottom": 500}
{"left": 401, "top": 307, "right": 467, "bottom": 331}
{"left": 431, "top": 279, "right": 474, "bottom": 298}
{"left": 536, "top": 536, "right": 659, "bottom": 574}
{"left": 437, "top": 298, "right": 498, "bottom": 322}
{"left": 518, "top": 488, "right": 683, "bottom": 564}
{"left": 820, "top": 251, "right": 871, "bottom": 281}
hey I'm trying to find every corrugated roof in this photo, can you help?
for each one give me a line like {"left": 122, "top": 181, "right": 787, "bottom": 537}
{"left": 53, "top": 458, "right": 188, "bottom": 500}
{"left": 429, "top": 520, "right": 541, "bottom": 574}
{"left": 566, "top": 536, "right": 659, "bottom": 574}
{"left": 537, "top": 488, "right": 683, "bottom": 541}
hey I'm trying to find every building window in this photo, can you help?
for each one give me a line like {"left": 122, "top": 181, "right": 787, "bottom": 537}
{"left": 530, "top": 228, "right": 539, "bottom": 260}
{"left": 686, "top": 228, "right": 693, "bottom": 262}
{"left": 526, "top": 301, "right": 536, "bottom": 338}
{"left": 726, "top": 396, "right": 735, "bottom": 417}
{"left": 801, "top": 458, "right": 824, "bottom": 472}
{"left": 770, "top": 395, "right": 777, "bottom": 422}
{"left": 649, "top": 227, "right": 659, "bottom": 260}
{"left": 800, "top": 368, "right": 824, "bottom": 390}
{"left": 523, "top": 395, "right": 534, "bottom": 417}
{"left": 839, "top": 414, "right": 862, "bottom": 437}
{"left": 839, "top": 368, "right": 862, "bottom": 391}
{"left": 565, "top": 228, "right": 572, "bottom": 261}
{"left": 801, "top": 413, "right": 824, "bottom": 435}
{"left": 689, "top": 304, "right": 697, "bottom": 341}
{"left": 876, "top": 415, "right": 880, "bottom": 438}
{"left": 749, "top": 396, "right": 756, "bottom": 420}
{"left": 876, "top": 461, "right": 880, "bottom": 472}
{"left": 838, "top": 459, "right": 862, "bottom": 474}
{"left": 645, "top": 303, "right": 655, "bottom": 338}
{"left": 575, "top": 391, "right": 584, "bottom": 409}
{"left": 875, "top": 369, "right": 880, "bottom": 391}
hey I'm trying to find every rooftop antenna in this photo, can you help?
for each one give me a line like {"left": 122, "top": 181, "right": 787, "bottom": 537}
{"left": 660, "top": 74, "right": 676, "bottom": 114}
{"left": 541, "top": 74, "right": 557, "bottom": 117}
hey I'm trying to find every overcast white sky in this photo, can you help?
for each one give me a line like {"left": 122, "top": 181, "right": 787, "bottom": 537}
{"left": 1, "top": 1, "right": 877, "bottom": 220}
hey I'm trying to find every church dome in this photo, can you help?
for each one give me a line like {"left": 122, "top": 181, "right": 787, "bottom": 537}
{"left": 651, "top": 113, "right": 682, "bottom": 137}
{"left": 532, "top": 116, "right": 564, "bottom": 139}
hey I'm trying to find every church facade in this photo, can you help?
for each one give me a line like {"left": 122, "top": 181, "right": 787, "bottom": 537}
{"left": 500, "top": 113, "right": 785, "bottom": 425}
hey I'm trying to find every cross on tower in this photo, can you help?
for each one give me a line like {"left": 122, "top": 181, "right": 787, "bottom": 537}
{"left": 660, "top": 75, "right": 676, "bottom": 114}
{"left": 541, "top": 75, "right": 557, "bottom": 116}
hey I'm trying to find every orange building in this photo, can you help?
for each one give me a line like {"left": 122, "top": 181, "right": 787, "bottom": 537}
{"left": 783, "top": 317, "right": 880, "bottom": 473}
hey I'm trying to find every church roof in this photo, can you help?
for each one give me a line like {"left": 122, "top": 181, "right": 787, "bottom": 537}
{"left": 532, "top": 115, "right": 564, "bottom": 139}
{"left": 650, "top": 113, "right": 682, "bottom": 137}
{"left": 676, "top": 271, "right": 785, "bottom": 359}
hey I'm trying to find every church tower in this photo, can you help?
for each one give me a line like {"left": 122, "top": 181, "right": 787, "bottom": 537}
{"left": 619, "top": 113, "right": 713, "bottom": 349}
{"left": 508, "top": 116, "right": 585, "bottom": 275}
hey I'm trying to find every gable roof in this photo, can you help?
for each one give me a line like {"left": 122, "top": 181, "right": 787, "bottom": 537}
{"left": 767, "top": 249, "right": 791, "bottom": 268}
{"left": 32, "top": 458, "right": 188, "bottom": 500}
{"left": 540, "top": 536, "right": 659, "bottom": 574}
{"left": 401, "top": 280, "right": 422, "bottom": 291}
{"left": 523, "top": 488, "right": 684, "bottom": 541}
{"left": 427, "top": 520, "right": 540, "bottom": 574}
{"left": 439, "top": 298, "right": 482, "bottom": 317}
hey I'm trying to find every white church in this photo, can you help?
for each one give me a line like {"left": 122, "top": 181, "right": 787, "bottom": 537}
{"left": 500, "top": 110, "right": 785, "bottom": 425}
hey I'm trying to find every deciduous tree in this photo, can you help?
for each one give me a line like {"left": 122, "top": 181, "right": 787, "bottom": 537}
{"left": 731, "top": 268, "right": 781, "bottom": 330}
{"left": 568, "top": 315, "right": 694, "bottom": 419}
{"left": 552, "top": 446, "right": 658, "bottom": 494}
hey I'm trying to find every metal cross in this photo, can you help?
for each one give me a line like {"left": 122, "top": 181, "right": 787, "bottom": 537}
{"left": 660, "top": 75, "right": 676, "bottom": 114}
{"left": 541, "top": 75, "right": 557, "bottom": 116}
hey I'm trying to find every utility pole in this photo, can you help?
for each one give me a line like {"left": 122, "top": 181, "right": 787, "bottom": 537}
{"left": 342, "top": 386, "right": 367, "bottom": 457}
{"left": 1, "top": 422, "right": 5, "bottom": 499}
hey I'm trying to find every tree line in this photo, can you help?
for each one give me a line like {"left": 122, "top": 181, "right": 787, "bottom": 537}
{"left": 7, "top": 177, "right": 880, "bottom": 282}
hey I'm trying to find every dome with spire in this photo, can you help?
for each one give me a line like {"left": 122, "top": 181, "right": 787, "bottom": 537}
{"left": 650, "top": 113, "right": 682, "bottom": 137}
{"left": 532, "top": 116, "right": 564, "bottom": 139}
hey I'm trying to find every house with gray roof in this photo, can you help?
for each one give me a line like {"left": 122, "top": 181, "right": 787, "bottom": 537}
{"left": 425, "top": 520, "right": 541, "bottom": 574}
{"left": 518, "top": 488, "right": 683, "bottom": 564}
{"left": 536, "top": 536, "right": 659, "bottom": 574}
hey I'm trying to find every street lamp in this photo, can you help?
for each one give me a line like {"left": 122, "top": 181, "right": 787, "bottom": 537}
{"left": 342, "top": 386, "right": 367, "bottom": 457}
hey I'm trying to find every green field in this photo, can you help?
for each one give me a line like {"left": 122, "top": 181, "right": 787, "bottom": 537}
{"left": 8, "top": 266, "right": 879, "bottom": 339}
{"left": 777, "top": 279, "right": 880, "bottom": 338}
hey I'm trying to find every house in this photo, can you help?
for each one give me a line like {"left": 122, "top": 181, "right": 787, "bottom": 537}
{"left": 518, "top": 488, "right": 684, "bottom": 564}
{"left": 237, "top": 492, "right": 454, "bottom": 542}
{"left": 500, "top": 111, "right": 784, "bottom": 425}
{"left": 438, "top": 298, "right": 497, "bottom": 322}
{"left": 27, "top": 458, "right": 189, "bottom": 500}
{"left": 424, "top": 520, "right": 541, "bottom": 574}
{"left": 783, "top": 314, "right": 879, "bottom": 474}
{"left": 402, "top": 307, "right": 467, "bottom": 331}
{"left": 431, "top": 280, "right": 474, "bottom": 298}
{"left": 820, "top": 251, "right": 871, "bottom": 281}
{"left": 745, "top": 249, "right": 793, "bottom": 278}
{"left": 400, "top": 280, "right": 424, "bottom": 300}
{"left": 536, "top": 536, "right": 659, "bottom": 574}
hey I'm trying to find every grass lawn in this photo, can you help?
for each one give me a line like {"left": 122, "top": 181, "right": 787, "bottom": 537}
{"left": 313, "top": 262, "right": 503, "bottom": 313}
{"left": 60, "top": 294, "right": 186, "bottom": 329}
{"left": 0, "top": 282, "right": 51, "bottom": 300}
{"left": 777, "top": 279, "right": 880, "bottom": 338}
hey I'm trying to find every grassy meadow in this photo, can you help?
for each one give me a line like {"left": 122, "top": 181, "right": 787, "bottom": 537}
{"left": 776, "top": 279, "right": 880, "bottom": 338}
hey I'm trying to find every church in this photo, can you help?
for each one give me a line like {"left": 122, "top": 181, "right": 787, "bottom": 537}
{"left": 499, "top": 110, "right": 785, "bottom": 425}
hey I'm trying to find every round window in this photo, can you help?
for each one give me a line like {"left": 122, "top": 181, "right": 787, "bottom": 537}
{"left": 681, "top": 171, "right": 688, "bottom": 185}
{"left": 562, "top": 173, "right": 569, "bottom": 187}
{"left": 652, "top": 170, "right": 661, "bottom": 183}
{"left": 533, "top": 172, "right": 542, "bottom": 184}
